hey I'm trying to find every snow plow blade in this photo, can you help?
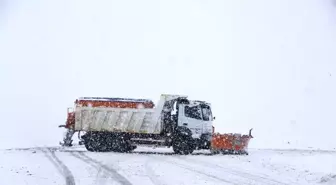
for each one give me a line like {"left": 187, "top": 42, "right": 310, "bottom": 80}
{"left": 210, "top": 128, "right": 253, "bottom": 155}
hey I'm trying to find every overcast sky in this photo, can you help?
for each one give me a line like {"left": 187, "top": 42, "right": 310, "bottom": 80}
{"left": 1, "top": 0, "right": 336, "bottom": 150}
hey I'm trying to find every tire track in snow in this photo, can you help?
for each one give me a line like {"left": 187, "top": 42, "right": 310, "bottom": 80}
{"left": 143, "top": 157, "right": 166, "bottom": 185}
{"left": 70, "top": 152, "right": 110, "bottom": 185}
{"left": 149, "top": 155, "right": 236, "bottom": 185}
{"left": 70, "top": 152, "right": 132, "bottom": 185}
{"left": 40, "top": 148, "right": 76, "bottom": 185}
{"left": 172, "top": 156, "right": 294, "bottom": 185}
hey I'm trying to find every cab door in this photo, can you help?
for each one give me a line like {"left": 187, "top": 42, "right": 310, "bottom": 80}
{"left": 178, "top": 104, "right": 204, "bottom": 138}
{"left": 200, "top": 104, "right": 213, "bottom": 135}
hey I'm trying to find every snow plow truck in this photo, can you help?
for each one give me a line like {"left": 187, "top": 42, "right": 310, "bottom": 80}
{"left": 59, "top": 94, "right": 253, "bottom": 155}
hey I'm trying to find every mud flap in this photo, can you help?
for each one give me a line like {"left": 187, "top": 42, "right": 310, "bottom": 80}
{"left": 60, "top": 128, "right": 75, "bottom": 147}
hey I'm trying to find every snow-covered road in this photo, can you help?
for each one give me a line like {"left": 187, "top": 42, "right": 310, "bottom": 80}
{"left": 0, "top": 146, "right": 335, "bottom": 185}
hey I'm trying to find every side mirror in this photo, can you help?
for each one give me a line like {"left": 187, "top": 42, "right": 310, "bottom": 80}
{"left": 213, "top": 116, "right": 216, "bottom": 120}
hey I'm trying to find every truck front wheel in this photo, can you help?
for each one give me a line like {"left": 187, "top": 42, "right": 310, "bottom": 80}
{"left": 172, "top": 127, "right": 195, "bottom": 155}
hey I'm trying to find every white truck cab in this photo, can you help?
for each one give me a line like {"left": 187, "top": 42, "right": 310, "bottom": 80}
{"left": 177, "top": 101, "right": 214, "bottom": 138}
{"left": 160, "top": 97, "right": 214, "bottom": 152}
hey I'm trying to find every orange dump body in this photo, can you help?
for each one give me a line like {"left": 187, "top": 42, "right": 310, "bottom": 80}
{"left": 211, "top": 129, "right": 253, "bottom": 154}
{"left": 64, "top": 97, "right": 155, "bottom": 129}
{"left": 75, "top": 99, "right": 155, "bottom": 108}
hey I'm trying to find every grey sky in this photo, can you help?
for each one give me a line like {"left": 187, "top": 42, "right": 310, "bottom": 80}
{"left": 0, "top": 0, "right": 335, "bottom": 150}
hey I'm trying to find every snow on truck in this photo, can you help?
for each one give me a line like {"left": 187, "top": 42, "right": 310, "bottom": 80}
{"left": 59, "top": 94, "right": 253, "bottom": 155}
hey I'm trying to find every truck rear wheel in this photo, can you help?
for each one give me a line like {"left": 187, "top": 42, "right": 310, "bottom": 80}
{"left": 83, "top": 133, "right": 101, "bottom": 152}
{"left": 84, "top": 139, "right": 99, "bottom": 152}
{"left": 110, "top": 134, "right": 135, "bottom": 153}
{"left": 82, "top": 132, "right": 136, "bottom": 153}
{"left": 83, "top": 132, "right": 110, "bottom": 152}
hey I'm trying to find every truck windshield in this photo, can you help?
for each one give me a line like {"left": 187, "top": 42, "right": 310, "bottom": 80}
{"left": 184, "top": 105, "right": 203, "bottom": 120}
{"left": 201, "top": 105, "right": 213, "bottom": 121}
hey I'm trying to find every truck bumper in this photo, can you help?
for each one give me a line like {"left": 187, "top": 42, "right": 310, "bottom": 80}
{"left": 194, "top": 133, "right": 212, "bottom": 150}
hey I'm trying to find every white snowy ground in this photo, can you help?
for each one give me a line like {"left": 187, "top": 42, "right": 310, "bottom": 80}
{"left": 0, "top": 146, "right": 335, "bottom": 185}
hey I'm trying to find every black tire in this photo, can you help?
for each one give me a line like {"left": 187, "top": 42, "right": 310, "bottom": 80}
{"left": 210, "top": 148, "right": 220, "bottom": 155}
{"left": 83, "top": 133, "right": 101, "bottom": 152}
{"left": 83, "top": 132, "right": 109, "bottom": 152}
{"left": 110, "top": 135, "right": 134, "bottom": 153}
{"left": 172, "top": 127, "right": 195, "bottom": 155}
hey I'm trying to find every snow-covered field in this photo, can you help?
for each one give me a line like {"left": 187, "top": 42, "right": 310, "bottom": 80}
{"left": 1, "top": 0, "right": 336, "bottom": 184}
{"left": 1, "top": 145, "right": 335, "bottom": 185}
